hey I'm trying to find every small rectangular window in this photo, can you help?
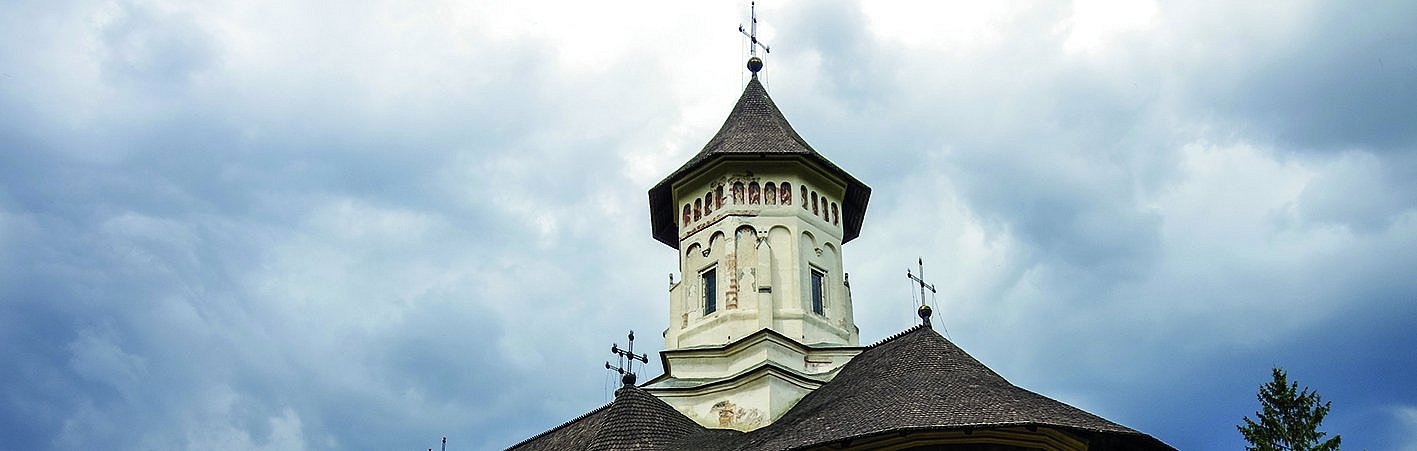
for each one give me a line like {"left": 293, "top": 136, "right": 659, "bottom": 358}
{"left": 703, "top": 268, "right": 717, "bottom": 314}
{"left": 810, "top": 269, "right": 825, "bottom": 315}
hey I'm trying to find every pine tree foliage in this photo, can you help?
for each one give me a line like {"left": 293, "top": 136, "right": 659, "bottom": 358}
{"left": 1238, "top": 367, "right": 1341, "bottom": 451}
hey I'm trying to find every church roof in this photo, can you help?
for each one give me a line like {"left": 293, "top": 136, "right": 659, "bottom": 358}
{"left": 508, "top": 325, "right": 1173, "bottom": 450}
{"left": 728, "top": 325, "right": 1175, "bottom": 450}
{"left": 647, "top": 76, "right": 872, "bottom": 248}
{"left": 507, "top": 385, "right": 708, "bottom": 451}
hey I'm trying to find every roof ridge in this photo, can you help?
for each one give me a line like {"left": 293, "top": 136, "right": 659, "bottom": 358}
{"left": 866, "top": 323, "right": 932, "bottom": 348}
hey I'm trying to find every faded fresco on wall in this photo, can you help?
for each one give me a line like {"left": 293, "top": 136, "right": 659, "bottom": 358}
{"left": 711, "top": 400, "right": 765, "bottom": 430}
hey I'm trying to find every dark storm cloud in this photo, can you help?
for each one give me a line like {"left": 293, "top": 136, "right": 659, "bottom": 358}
{"left": 1149, "top": 0, "right": 1417, "bottom": 242}
{"left": 1192, "top": 0, "right": 1417, "bottom": 153}
{"left": 1297, "top": 150, "right": 1417, "bottom": 232}
{"left": 0, "top": 0, "right": 662, "bottom": 448}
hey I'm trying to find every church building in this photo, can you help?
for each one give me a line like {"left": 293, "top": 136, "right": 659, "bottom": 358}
{"left": 508, "top": 27, "right": 1173, "bottom": 451}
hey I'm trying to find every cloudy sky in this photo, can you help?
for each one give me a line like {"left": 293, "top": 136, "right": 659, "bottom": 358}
{"left": 3, "top": 0, "right": 1415, "bottom": 449}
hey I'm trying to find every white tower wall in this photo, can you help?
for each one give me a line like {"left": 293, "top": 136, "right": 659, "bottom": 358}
{"left": 665, "top": 160, "right": 859, "bottom": 352}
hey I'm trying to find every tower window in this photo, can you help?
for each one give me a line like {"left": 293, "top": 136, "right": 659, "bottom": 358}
{"left": 810, "top": 269, "right": 825, "bottom": 315}
{"left": 703, "top": 268, "right": 718, "bottom": 315}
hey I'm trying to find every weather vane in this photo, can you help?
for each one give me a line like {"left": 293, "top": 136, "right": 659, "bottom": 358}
{"left": 907, "top": 258, "right": 937, "bottom": 326}
{"left": 605, "top": 330, "right": 649, "bottom": 387}
{"left": 739, "top": 1, "right": 770, "bottom": 74}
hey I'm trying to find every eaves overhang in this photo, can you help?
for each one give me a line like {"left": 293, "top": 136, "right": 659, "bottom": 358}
{"left": 647, "top": 77, "right": 871, "bottom": 248}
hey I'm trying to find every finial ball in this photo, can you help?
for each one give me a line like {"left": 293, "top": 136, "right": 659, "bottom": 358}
{"left": 621, "top": 372, "right": 637, "bottom": 386}
{"left": 747, "top": 57, "right": 763, "bottom": 73}
{"left": 917, "top": 304, "right": 933, "bottom": 320}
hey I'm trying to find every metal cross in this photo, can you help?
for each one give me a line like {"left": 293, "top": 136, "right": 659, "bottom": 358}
{"left": 739, "top": 1, "right": 771, "bottom": 57}
{"left": 907, "top": 258, "right": 936, "bottom": 320}
{"left": 605, "top": 330, "right": 649, "bottom": 387}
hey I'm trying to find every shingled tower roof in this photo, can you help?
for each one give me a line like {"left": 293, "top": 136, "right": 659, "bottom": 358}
{"left": 733, "top": 325, "right": 1175, "bottom": 450}
{"left": 679, "top": 76, "right": 817, "bottom": 166}
{"left": 647, "top": 76, "right": 871, "bottom": 247}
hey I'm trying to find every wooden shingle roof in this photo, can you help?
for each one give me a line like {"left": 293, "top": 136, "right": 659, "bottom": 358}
{"left": 507, "top": 386, "right": 706, "bottom": 451}
{"left": 508, "top": 325, "right": 1173, "bottom": 450}
{"left": 732, "top": 325, "right": 1175, "bottom": 450}
{"left": 647, "top": 76, "right": 871, "bottom": 248}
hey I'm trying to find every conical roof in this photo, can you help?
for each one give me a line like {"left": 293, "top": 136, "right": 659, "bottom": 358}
{"left": 648, "top": 76, "right": 871, "bottom": 247}
{"left": 507, "top": 386, "right": 707, "bottom": 451}
{"left": 587, "top": 386, "right": 706, "bottom": 450}
{"left": 731, "top": 325, "right": 1175, "bottom": 450}
{"left": 683, "top": 76, "right": 818, "bottom": 166}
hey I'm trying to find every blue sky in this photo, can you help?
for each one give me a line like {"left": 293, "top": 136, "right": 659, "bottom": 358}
{"left": 2, "top": 1, "right": 1415, "bottom": 449}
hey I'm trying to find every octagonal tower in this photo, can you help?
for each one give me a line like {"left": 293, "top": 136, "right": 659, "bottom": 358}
{"left": 643, "top": 67, "right": 872, "bottom": 431}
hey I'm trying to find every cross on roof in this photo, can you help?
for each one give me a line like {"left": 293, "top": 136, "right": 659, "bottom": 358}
{"left": 605, "top": 330, "right": 649, "bottom": 387}
{"left": 907, "top": 258, "right": 937, "bottom": 326}
{"left": 739, "top": 1, "right": 771, "bottom": 58}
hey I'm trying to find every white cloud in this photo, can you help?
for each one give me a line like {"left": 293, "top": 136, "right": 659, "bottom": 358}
{"left": 1060, "top": 0, "right": 1158, "bottom": 55}
{"left": 66, "top": 329, "right": 149, "bottom": 401}
{"left": 864, "top": 0, "right": 1029, "bottom": 51}
{"left": 182, "top": 388, "right": 311, "bottom": 451}
{"left": 1396, "top": 406, "right": 1417, "bottom": 451}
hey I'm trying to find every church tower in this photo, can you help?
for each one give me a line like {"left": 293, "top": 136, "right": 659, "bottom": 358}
{"left": 510, "top": 9, "right": 1173, "bottom": 449}
{"left": 642, "top": 54, "right": 872, "bottom": 431}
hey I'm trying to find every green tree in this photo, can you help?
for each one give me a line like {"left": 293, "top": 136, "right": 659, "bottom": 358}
{"left": 1238, "top": 367, "right": 1341, "bottom": 451}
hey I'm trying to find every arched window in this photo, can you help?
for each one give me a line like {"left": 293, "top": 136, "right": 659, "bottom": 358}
{"left": 811, "top": 192, "right": 819, "bottom": 216}
{"left": 748, "top": 182, "right": 761, "bottom": 204}
{"left": 801, "top": 186, "right": 809, "bottom": 210}
{"left": 694, "top": 198, "right": 702, "bottom": 221}
{"left": 732, "top": 182, "right": 746, "bottom": 204}
{"left": 716, "top": 185, "right": 724, "bottom": 208}
{"left": 704, "top": 192, "right": 714, "bottom": 214}
{"left": 780, "top": 182, "right": 792, "bottom": 205}
{"left": 683, "top": 204, "right": 692, "bottom": 225}
{"left": 764, "top": 182, "right": 777, "bottom": 205}
{"left": 831, "top": 203, "right": 839, "bottom": 225}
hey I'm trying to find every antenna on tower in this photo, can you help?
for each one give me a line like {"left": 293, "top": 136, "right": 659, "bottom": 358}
{"left": 605, "top": 330, "right": 649, "bottom": 389}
